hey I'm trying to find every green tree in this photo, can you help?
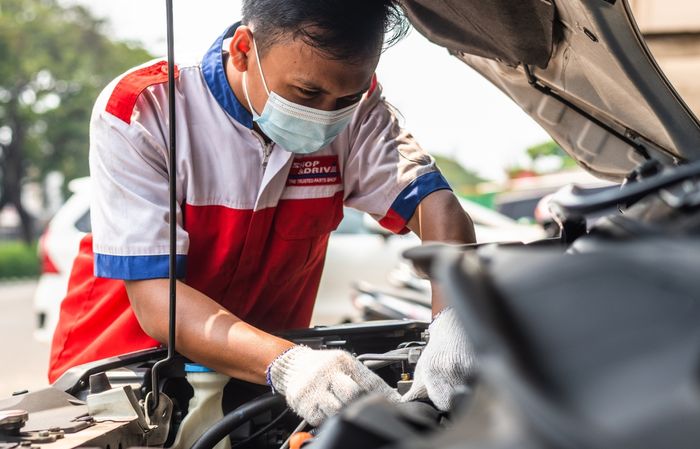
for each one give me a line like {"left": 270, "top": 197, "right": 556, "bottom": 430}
{"left": 0, "top": 0, "right": 152, "bottom": 242}
{"left": 433, "top": 154, "right": 485, "bottom": 195}
{"left": 525, "top": 140, "right": 577, "bottom": 170}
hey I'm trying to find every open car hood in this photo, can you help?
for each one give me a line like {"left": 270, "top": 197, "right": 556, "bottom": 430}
{"left": 402, "top": 0, "right": 700, "bottom": 181}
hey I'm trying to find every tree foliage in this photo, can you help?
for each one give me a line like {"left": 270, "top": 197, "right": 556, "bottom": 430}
{"left": 506, "top": 140, "right": 578, "bottom": 178}
{"left": 433, "top": 154, "right": 486, "bottom": 195}
{"left": 525, "top": 140, "right": 577, "bottom": 169}
{"left": 0, "top": 0, "right": 152, "bottom": 241}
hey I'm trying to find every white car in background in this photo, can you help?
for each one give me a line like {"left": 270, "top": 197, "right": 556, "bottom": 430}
{"left": 312, "top": 198, "right": 545, "bottom": 323}
{"left": 33, "top": 177, "right": 544, "bottom": 340}
{"left": 34, "top": 177, "right": 91, "bottom": 342}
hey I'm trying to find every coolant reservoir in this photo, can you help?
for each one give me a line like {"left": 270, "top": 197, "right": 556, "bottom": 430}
{"left": 171, "top": 363, "right": 231, "bottom": 449}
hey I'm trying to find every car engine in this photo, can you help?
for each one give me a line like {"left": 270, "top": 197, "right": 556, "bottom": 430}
{"left": 0, "top": 321, "right": 431, "bottom": 449}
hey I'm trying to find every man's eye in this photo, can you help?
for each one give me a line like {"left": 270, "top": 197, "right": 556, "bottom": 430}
{"left": 336, "top": 94, "right": 363, "bottom": 109}
{"left": 297, "top": 87, "right": 319, "bottom": 97}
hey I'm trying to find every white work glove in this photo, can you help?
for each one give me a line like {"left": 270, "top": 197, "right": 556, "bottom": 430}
{"left": 402, "top": 308, "right": 476, "bottom": 412}
{"left": 268, "top": 345, "right": 400, "bottom": 426}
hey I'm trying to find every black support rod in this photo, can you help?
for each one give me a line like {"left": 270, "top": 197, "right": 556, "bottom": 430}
{"left": 149, "top": 0, "right": 178, "bottom": 412}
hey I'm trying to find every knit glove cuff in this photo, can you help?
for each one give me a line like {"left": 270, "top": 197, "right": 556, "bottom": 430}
{"left": 268, "top": 345, "right": 307, "bottom": 395}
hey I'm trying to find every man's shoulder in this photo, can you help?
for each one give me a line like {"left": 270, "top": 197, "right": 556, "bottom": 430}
{"left": 96, "top": 59, "right": 201, "bottom": 125}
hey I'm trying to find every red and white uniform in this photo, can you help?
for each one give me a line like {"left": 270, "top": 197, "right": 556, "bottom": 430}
{"left": 48, "top": 24, "right": 451, "bottom": 382}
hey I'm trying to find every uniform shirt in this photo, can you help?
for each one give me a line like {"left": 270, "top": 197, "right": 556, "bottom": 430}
{"left": 48, "top": 24, "right": 450, "bottom": 382}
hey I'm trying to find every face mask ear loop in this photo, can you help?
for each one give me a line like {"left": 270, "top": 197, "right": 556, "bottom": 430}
{"left": 252, "top": 37, "right": 271, "bottom": 96}
{"left": 242, "top": 71, "right": 259, "bottom": 117}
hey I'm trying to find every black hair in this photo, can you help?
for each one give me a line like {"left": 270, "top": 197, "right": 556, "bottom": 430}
{"left": 241, "top": 0, "right": 409, "bottom": 63}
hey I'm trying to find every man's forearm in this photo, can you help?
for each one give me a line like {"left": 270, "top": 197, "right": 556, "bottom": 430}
{"left": 407, "top": 190, "right": 476, "bottom": 245}
{"left": 406, "top": 189, "right": 476, "bottom": 314}
{"left": 125, "top": 279, "right": 295, "bottom": 384}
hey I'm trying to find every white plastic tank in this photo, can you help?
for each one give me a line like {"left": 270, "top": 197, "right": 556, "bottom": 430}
{"left": 171, "top": 363, "right": 231, "bottom": 449}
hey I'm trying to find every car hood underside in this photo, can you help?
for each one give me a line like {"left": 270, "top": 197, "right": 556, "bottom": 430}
{"left": 402, "top": 0, "right": 700, "bottom": 181}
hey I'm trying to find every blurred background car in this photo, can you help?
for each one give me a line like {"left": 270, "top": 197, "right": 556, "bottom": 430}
{"left": 33, "top": 178, "right": 545, "bottom": 339}
{"left": 34, "top": 177, "right": 91, "bottom": 342}
{"left": 313, "top": 198, "right": 544, "bottom": 323}
{"left": 493, "top": 169, "right": 617, "bottom": 223}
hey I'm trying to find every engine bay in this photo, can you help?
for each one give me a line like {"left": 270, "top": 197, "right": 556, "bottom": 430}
{"left": 0, "top": 320, "right": 430, "bottom": 449}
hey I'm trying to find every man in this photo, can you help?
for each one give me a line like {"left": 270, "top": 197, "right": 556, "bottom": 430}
{"left": 49, "top": 0, "right": 476, "bottom": 425}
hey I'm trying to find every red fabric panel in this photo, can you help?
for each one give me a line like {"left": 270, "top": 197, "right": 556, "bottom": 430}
{"left": 379, "top": 208, "right": 410, "bottom": 234}
{"left": 185, "top": 193, "right": 343, "bottom": 331}
{"left": 182, "top": 204, "right": 253, "bottom": 304}
{"left": 224, "top": 192, "right": 344, "bottom": 330}
{"left": 105, "top": 61, "right": 180, "bottom": 124}
{"left": 48, "top": 234, "right": 159, "bottom": 383}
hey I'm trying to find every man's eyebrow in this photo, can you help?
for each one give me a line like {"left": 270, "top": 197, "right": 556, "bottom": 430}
{"left": 346, "top": 83, "right": 372, "bottom": 98}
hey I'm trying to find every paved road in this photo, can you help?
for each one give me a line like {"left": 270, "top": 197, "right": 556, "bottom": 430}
{"left": 0, "top": 281, "right": 50, "bottom": 397}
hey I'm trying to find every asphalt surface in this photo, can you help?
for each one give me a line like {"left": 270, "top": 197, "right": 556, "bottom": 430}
{"left": 0, "top": 281, "right": 51, "bottom": 397}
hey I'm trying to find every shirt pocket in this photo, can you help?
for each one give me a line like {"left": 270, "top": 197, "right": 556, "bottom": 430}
{"left": 266, "top": 194, "right": 343, "bottom": 286}
{"left": 273, "top": 194, "right": 344, "bottom": 240}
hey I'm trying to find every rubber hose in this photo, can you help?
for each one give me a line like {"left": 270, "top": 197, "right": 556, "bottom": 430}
{"left": 189, "top": 393, "right": 286, "bottom": 449}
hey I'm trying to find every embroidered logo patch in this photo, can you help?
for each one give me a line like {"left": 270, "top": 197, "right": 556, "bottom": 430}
{"left": 287, "top": 156, "right": 342, "bottom": 186}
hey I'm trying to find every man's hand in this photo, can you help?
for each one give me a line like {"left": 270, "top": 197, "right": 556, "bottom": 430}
{"left": 268, "top": 346, "right": 400, "bottom": 426}
{"left": 402, "top": 308, "right": 476, "bottom": 411}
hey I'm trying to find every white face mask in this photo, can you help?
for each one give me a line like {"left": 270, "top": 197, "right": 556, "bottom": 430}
{"left": 242, "top": 38, "right": 359, "bottom": 154}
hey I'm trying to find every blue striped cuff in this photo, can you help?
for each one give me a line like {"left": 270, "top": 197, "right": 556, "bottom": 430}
{"left": 390, "top": 171, "right": 452, "bottom": 221}
{"left": 95, "top": 254, "right": 187, "bottom": 280}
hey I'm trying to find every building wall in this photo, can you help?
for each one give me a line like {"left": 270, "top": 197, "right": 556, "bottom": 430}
{"left": 628, "top": 0, "right": 700, "bottom": 118}
{"left": 628, "top": 0, "right": 700, "bottom": 34}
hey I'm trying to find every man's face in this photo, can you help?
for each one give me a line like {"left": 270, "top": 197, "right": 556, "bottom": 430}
{"left": 231, "top": 26, "right": 380, "bottom": 114}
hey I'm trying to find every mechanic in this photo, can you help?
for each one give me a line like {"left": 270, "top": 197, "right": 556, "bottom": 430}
{"left": 49, "top": 0, "right": 476, "bottom": 425}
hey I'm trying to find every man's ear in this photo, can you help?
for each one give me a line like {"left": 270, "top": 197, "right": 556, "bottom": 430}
{"left": 229, "top": 25, "right": 253, "bottom": 72}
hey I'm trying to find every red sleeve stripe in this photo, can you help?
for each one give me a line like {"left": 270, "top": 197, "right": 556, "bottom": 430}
{"left": 105, "top": 61, "right": 180, "bottom": 124}
{"left": 366, "top": 74, "right": 378, "bottom": 98}
{"left": 378, "top": 208, "right": 411, "bottom": 235}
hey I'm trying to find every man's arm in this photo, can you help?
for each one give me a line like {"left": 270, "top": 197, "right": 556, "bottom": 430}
{"left": 125, "top": 279, "right": 400, "bottom": 426}
{"left": 405, "top": 189, "right": 476, "bottom": 314}
{"left": 125, "top": 279, "right": 295, "bottom": 384}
